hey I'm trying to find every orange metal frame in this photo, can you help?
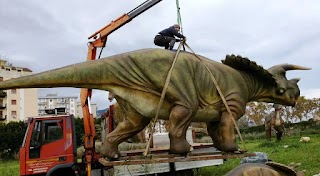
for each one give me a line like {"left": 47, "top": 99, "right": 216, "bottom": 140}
{"left": 80, "top": 14, "right": 130, "bottom": 176}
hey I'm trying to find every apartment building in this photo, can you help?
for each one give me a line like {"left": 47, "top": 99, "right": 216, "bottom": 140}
{"left": 38, "top": 94, "right": 78, "bottom": 116}
{"left": 38, "top": 93, "right": 97, "bottom": 118}
{"left": 76, "top": 102, "right": 97, "bottom": 118}
{"left": 0, "top": 59, "right": 38, "bottom": 123}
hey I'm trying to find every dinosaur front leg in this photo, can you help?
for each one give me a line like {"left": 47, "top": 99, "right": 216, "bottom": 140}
{"left": 274, "top": 125, "right": 284, "bottom": 141}
{"left": 168, "top": 105, "right": 194, "bottom": 154}
{"left": 265, "top": 125, "right": 272, "bottom": 141}
{"left": 100, "top": 112, "right": 150, "bottom": 159}
{"left": 218, "top": 112, "right": 239, "bottom": 152}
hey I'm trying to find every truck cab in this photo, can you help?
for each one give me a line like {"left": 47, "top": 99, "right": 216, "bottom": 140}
{"left": 19, "top": 110, "right": 77, "bottom": 176}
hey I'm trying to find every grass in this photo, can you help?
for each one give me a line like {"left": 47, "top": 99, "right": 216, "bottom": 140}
{"left": 0, "top": 160, "right": 19, "bottom": 176}
{"left": 1, "top": 134, "right": 320, "bottom": 176}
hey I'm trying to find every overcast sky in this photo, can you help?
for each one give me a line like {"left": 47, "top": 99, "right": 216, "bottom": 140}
{"left": 0, "top": 0, "right": 319, "bottom": 109}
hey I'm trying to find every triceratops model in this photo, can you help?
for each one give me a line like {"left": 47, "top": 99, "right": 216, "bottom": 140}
{"left": 225, "top": 162, "right": 302, "bottom": 176}
{"left": 0, "top": 48, "right": 310, "bottom": 159}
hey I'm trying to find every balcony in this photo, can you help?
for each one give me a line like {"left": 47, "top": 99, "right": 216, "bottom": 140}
{"left": 0, "top": 104, "right": 6, "bottom": 109}
{"left": 0, "top": 113, "right": 6, "bottom": 121}
{"left": 0, "top": 91, "right": 6, "bottom": 98}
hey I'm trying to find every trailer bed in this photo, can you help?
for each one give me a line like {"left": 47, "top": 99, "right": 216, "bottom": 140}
{"left": 98, "top": 144, "right": 254, "bottom": 176}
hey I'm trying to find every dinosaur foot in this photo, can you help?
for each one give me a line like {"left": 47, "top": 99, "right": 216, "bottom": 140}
{"left": 212, "top": 140, "right": 222, "bottom": 150}
{"left": 220, "top": 141, "right": 239, "bottom": 152}
{"left": 169, "top": 139, "right": 193, "bottom": 154}
{"left": 100, "top": 141, "right": 121, "bottom": 160}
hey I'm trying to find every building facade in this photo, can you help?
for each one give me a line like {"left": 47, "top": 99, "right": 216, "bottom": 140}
{"left": 0, "top": 59, "right": 38, "bottom": 123}
{"left": 38, "top": 94, "right": 78, "bottom": 116}
{"left": 76, "top": 102, "right": 97, "bottom": 118}
{"left": 38, "top": 93, "right": 97, "bottom": 118}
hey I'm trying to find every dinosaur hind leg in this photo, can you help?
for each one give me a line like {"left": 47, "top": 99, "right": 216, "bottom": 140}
{"left": 218, "top": 112, "right": 239, "bottom": 152}
{"left": 207, "top": 121, "right": 222, "bottom": 150}
{"left": 100, "top": 104, "right": 150, "bottom": 159}
{"left": 207, "top": 112, "right": 239, "bottom": 152}
{"left": 168, "top": 105, "right": 194, "bottom": 154}
{"left": 265, "top": 129, "right": 272, "bottom": 141}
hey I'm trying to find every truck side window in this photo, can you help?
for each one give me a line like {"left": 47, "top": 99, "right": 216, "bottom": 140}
{"left": 29, "top": 121, "right": 41, "bottom": 159}
{"left": 43, "top": 120, "right": 63, "bottom": 144}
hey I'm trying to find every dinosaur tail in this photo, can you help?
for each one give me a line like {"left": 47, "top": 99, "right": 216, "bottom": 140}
{"left": 0, "top": 60, "right": 108, "bottom": 90}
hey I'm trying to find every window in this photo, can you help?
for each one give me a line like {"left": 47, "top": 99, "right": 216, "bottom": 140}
{"left": 11, "top": 89, "right": 17, "bottom": 94}
{"left": 43, "top": 120, "right": 63, "bottom": 144}
{"left": 11, "top": 111, "right": 17, "bottom": 118}
{"left": 29, "top": 120, "right": 64, "bottom": 159}
{"left": 5, "top": 68, "right": 10, "bottom": 71}
{"left": 29, "top": 121, "right": 41, "bottom": 158}
{"left": 11, "top": 100, "right": 17, "bottom": 105}
{"left": 0, "top": 77, "right": 3, "bottom": 81}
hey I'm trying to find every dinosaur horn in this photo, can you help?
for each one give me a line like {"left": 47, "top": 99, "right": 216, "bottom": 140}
{"left": 276, "top": 64, "right": 311, "bottom": 71}
{"left": 289, "top": 78, "right": 301, "bottom": 83}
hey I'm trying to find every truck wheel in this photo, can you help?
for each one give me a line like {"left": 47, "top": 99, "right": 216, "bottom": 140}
{"left": 50, "top": 168, "right": 76, "bottom": 176}
{"left": 157, "top": 169, "right": 194, "bottom": 176}
{"left": 175, "top": 169, "right": 194, "bottom": 176}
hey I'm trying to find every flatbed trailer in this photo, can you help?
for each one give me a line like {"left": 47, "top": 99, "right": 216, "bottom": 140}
{"left": 96, "top": 144, "right": 255, "bottom": 176}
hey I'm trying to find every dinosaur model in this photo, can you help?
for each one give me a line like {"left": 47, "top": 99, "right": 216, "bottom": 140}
{"left": 101, "top": 103, "right": 146, "bottom": 143}
{"left": 265, "top": 104, "right": 285, "bottom": 141}
{"left": 225, "top": 162, "right": 303, "bottom": 176}
{"left": 0, "top": 48, "right": 310, "bottom": 159}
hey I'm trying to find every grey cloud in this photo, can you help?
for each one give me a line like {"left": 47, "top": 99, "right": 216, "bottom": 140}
{"left": 1, "top": 0, "right": 319, "bottom": 109}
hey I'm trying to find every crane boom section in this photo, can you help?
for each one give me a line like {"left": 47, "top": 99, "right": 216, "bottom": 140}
{"left": 88, "top": 0, "right": 162, "bottom": 40}
{"left": 81, "top": 1, "right": 163, "bottom": 175}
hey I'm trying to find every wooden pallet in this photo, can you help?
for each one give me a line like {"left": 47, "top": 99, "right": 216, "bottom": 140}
{"left": 99, "top": 144, "right": 254, "bottom": 167}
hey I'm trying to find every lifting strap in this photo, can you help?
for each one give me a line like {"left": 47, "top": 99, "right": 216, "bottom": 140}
{"left": 183, "top": 42, "right": 246, "bottom": 150}
{"left": 143, "top": 0, "right": 245, "bottom": 155}
{"left": 176, "top": 0, "right": 183, "bottom": 35}
{"left": 143, "top": 1, "right": 186, "bottom": 156}
{"left": 176, "top": 0, "right": 185, "bottom": 51}
{"left": 143, "top": 42, "right": 184, "bottom": 157}
{"left": 143, "top": 41, "right": 246, "bottom": 156}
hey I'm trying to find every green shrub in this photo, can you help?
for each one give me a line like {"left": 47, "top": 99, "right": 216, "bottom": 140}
{"left": 241, "top": 132, "right": 265, "bottom": 141}
{"left": 240, "top": 125, "right": 265, "bottom": 133}
{"left": 74, "top": 118, "right": 85, "bottom": 148}
{"left": 74, "top": 117, "right": 102, "bottom": 148}
{"left": 0, "top": 121, "right": 27, "bottom": 160}
{"left": 196, "top": 136, "right": 213, "bottom": 143}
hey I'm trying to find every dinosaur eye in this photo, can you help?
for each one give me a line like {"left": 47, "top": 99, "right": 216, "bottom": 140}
{"left": 278, "top": 88, "right": 285, "bottom": 94}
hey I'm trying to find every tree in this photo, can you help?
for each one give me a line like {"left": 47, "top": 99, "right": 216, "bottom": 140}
{"left": 245, "top": 102, "right": 272, "bottom": 125}
{"left": 282, "top": 96, "right": 320, "bottom": 122}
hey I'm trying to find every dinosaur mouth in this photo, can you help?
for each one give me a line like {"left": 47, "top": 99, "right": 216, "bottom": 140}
{"left": 290, "top": 90, "right": 300, "bottom": 104}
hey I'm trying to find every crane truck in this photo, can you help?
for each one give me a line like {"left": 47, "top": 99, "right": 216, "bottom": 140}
{"left": 19, "top": 1, "right": 254, "bottom": 175}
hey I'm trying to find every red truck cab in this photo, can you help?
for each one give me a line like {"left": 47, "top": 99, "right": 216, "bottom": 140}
{"left": 19, "top": 113, "right": 77, "bottom": 176}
